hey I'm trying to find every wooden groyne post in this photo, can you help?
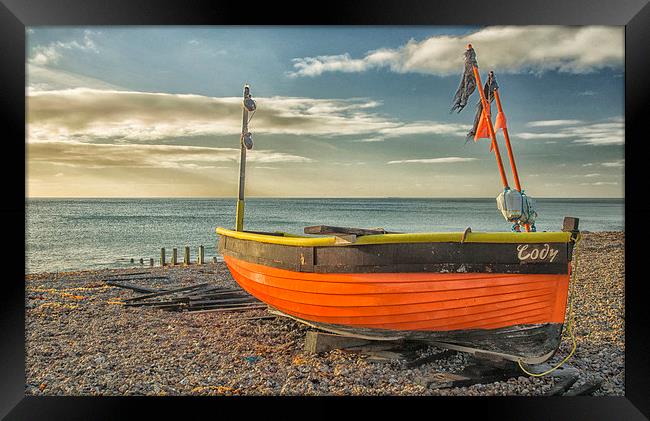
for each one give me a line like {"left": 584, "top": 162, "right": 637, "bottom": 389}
{"left": 184, "top": 246, "right": 190, "bottom": 265}
{"left": 198, "top": 245, "right": 204, "bottom": 265}
{"left": 172, "top": 248, "right": 178, "bottom": 266}
{"left": 160, "top": 248, "right": 166, "bottom": 266}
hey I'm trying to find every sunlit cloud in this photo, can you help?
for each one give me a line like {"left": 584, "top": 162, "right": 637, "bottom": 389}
{"left": 288, "top": 26, "right": 623, "bottom": 77}
{"left": 27, "top": 88, "right": 471, "bottom": 143}
{"left": 29, "top": 30, "right": 100, "bottom": 66}
{"left": 28, "top": 142, "right": 313, "bottom": 170}
{"left": 526, "top": 120, "right": 583, "bottom": 127}
{"left": 387, "top": 157, "right": 478, "bottom": 164}
{"left": 516, "top": 118, "right": 624, "bottom": 145}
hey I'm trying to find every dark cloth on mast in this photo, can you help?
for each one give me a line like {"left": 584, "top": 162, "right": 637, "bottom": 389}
{"left": 466, "top": 71, "right": 499, "bottom": 142}
{"left": 450, "top": 47, "right": 478, "bottom": 113}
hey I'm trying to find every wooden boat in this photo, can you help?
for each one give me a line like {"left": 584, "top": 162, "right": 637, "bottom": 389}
{"left": 215, "top": 82, "right": 581, "bottom": 364}
{"left": 217, "top": 220, "right": 580, "bottom": 364}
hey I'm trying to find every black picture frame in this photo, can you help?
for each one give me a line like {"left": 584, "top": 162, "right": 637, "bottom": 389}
{"left": 2, "top": 0, "right": 648, "bottom": 419}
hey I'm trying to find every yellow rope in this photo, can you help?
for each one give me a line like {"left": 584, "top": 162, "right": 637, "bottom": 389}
{"left": 517, "top": 233, "right": 582, "bottom": 376}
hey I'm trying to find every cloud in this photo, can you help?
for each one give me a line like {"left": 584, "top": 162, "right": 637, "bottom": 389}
{"left": 28, "top": 142, "right": 312, "bottom": 170}
{"left": 27, "top": 64, "right": 123, "bottom": 91}
{"left": 27, "top": 88, "right": 470, "bottom": 143}
{"left": 288, "top": 26, "right": 623, "bottom": 77}
{"left": 526, "top": 120, "right": 583, "bottom": 127}
{"left": 387, "top": 157, "right": 478, "bottom": 164}
{"left": 578, "top": 90, "right": 597, "bottom": 96}
{"left": 29, "top": 30, "right": 100, "bottom": 66}
{"left": 584, "top": 173, "right": 601, "bottom": 177}
{"left": 516, "top": 118, "right": 623, "bottom": 145}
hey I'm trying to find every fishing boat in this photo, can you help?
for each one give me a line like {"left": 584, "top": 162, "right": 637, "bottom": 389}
{"left": 216, "top": 47, "right": 581, "bottom": 364}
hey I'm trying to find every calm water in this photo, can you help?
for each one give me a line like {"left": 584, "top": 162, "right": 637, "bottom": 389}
{"left": 25, "top": 198, "right": 624, "bottom": 274}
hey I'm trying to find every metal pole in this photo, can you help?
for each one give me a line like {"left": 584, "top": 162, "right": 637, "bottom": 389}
{"left": 472, "top": 66, "right": 509, "bottom": 189}
{"left": 235, "top": 85, "right": 250, "bottom": 231}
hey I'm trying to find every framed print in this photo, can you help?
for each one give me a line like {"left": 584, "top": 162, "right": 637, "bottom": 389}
{"left": 2, "top": 0, "right": 649, "bottom": 418}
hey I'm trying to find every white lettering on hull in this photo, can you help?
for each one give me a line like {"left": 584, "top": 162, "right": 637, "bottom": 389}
{"left": 517, "top": 244, "right": 559, "bottom": 263}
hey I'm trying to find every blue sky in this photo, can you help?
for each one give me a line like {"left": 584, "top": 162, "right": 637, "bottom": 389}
{"left": 26, "top": 26, "right": 624, "bottom": 197}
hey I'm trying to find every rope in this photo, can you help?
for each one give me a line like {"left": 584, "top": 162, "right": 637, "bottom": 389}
{"left": 517, "top": 233, "right": 582, "bottom": 377}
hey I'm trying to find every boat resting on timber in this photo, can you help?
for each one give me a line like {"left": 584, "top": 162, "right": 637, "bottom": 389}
{"left": 217, "top": 220, "right": 580, "bottom": 364}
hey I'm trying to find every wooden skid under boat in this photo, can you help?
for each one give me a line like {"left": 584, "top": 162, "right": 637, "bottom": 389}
{"left": 216, "top": 226, "right": 578, "bottom": 363}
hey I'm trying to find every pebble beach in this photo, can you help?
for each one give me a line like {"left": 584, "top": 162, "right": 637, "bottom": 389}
{"left": 25, "top": 231, "right": 624, "bottom": 396}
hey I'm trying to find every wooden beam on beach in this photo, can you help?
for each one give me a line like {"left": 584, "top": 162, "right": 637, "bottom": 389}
{"left": 198, "top": 245, "right": 204, "bottom": 265}
{"left": 184, "top": 246, "right": 190, "bottom": 265}
{"left": 106, "top": 281, "right": 163, "bottom": 294}
{"left": 563, "top": 378, "right": 603, "bottom": 396}
{"left": 172, "top": 248, "right": 178, "bottom": 265}
{"left": 304, "top": 331, "right": 377, "bottom": 354}
{"left": 160, "top": 248, "right": 166, "bottom": 266}
{"left": 102, "top": 275, "right": 168, "bottom": 282}
{"left": 188, "top": 304, "right": 268, "bottom": 314}
{"left": 545, "top": 374, "right": 579, "bottom": 396}
{"left": 123, "top": 283, "right": 209, "bottom": 302}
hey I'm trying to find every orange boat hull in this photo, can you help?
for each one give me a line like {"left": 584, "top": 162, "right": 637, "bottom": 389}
{"left": 218, "top": 230, "right": 577, "bottom": 362}
{"left": 224, "top": 255, "right": 569, "bottom": 332}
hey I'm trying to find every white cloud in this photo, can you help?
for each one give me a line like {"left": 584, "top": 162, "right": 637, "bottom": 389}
{"left": 27, "top": 64, "right": 123, "bottom": 91}
{"left": 28, "top": 142, "right": 312, "bottom": 170}
{"left": 27, "top": 88, "right": 470, "bottom": 143}
{"left": 516, "top": 118, "right": 623, "bottom": 145}
{"left": 526, "top": 120, "right": 583, "bottom": 127}
{"left": 578, "top": 90, "right": 597, "bottom": 96}
{"left": 387, "top": 157, "right": 478, "bottom": 164}
{"left": 288, "top": 26, "right": 623, "bottom": 77}
{"left": 584, "top": 173, "right": 601, "bottom": 177}
{"left": 29, "top": 30, "right": 100, "bottom": 66}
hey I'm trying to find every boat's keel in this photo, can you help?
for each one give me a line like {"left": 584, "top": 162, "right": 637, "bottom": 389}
{"left": 269, "top": 308, "right": 562, "bottom": 364}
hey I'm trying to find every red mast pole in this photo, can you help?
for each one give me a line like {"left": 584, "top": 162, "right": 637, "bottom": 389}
{"left": 494, "top": 86, "right": 531, "bottom": 232}
{"left": 472, "top": 66, "right": 509, "bottom": 189}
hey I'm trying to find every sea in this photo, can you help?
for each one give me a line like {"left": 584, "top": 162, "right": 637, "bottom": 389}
{"left": 25, "top": 198, "right": 624, "bottom": 274}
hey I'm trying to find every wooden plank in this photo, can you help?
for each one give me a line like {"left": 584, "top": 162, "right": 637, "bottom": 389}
{"left": 102, "top": 275, "right": 168, "bottom": 282}
{"left": 304, "top": 331, "right": 381, "bottom": 353}
{"left": 564, "top": 379, "right": 603, "bottom": 396}
{"left": 188, "top": 304, "right": 268, "bottom": 314}
{"left": 304, "top": 225, "right": 394, "bottom": 236}
{"left": 122, "top": 283, "right": 209, "bottom": 302}
{"left": 188, "top": 297, "right": 258, "bottom": 306}
{"left": 106, "top": 281, "right": 163, "bottom": 294}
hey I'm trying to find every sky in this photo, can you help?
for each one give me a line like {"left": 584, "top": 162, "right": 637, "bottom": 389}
{"left": 26, "top": 26, "right": 625, "bottom": 198}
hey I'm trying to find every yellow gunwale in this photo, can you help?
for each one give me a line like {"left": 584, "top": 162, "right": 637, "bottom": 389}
{"left": 216, "top": 227, "right": 572, "bottom": 247}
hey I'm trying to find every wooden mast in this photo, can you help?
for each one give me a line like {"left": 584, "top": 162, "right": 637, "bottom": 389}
{"left": 472, "top": 66, "right": 509, "bottom": 189}
{"left": 235, "top": 84, "right": 251, "bottom": 231}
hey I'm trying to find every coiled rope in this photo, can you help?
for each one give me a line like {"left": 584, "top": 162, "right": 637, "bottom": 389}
{"left": 517, "top": 233, "right": 582, "bottom": 376}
